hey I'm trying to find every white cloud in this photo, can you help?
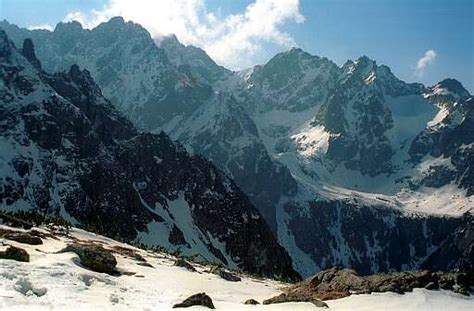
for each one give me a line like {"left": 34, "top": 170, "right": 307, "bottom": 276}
{"left": 28, "top": 24, "right": 54, "bottom": 31}
{"left": 62, "top": 0, "right": 304, "bottom": 69}
{"left": 415, "top": 49, "right": 437, "bottom": 77}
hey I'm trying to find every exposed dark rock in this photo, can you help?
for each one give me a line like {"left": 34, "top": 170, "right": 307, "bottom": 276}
{"left": 263, "top": 293, "right": 328, "bottom": 308}
{"left": 421, "top": 213, "right": 474, "bottom": 272}
{"left": 111, "top": 246, "right": 146, "bottom": 262}
{"left": 0, "top": 245, "right": 29, "bottom": 262}
{"left": 61, "top": 243, "right": 117, "bottom": 274}
{"left": 0, "top": 214, "right": 33, "bottom": 229}
{"left": 168, "top": 225, "right": 189, "bottom": 247}
{"left": 174, "top": 258, "right": 196, "bottom": 272}
{"left": 209, "top": 266, "right": 241, "bottom": 282}
{"left": 424, "top": 282, "right": 438, "bottom": 290}
{"left": 454, "top": 286, "right": 470, "bottom": 296}
{"left": 173, "top": 292, "right": 215, "bottom": 309}
{"left": 21, "top": 38, "right": 41, "bottom": 70}
{"left": 286, "top": 199, "right": 464, "bottom": 275}
{"left": 244, "top": 299, "right": 260, "bottom": 305}
{"left": 4, "top": 232, "right": 43, "bottom": 245}
{"left": 136, "top": 262, "right": 154, "bottom": 268}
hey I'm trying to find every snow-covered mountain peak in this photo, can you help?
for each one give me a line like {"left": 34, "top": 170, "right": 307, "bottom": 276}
{"left": 424, "top": 78, "right": 471, "bottom": 108}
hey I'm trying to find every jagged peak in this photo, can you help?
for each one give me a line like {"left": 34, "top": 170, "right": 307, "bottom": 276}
{"left": 21, "top": 38, "right": 41, "bottom": 70}
{"left": 355, "top": 55, "right": 376, "bottom": 65}
{"left": 95, "top": 16, "right": 147, "bottom": 33}
{"left": 63, "top": 63, "right": 103, "bottom": 98}
{"left": 431, "top": 78, "right": 471, "bottom": 98}
{"left": 278, "top": 47, "right": 317, "bottom": 60}
{"left": 0, "top": 28, "right": 13, "bottom": 58}
{"left": 159, "top": 34, "right": 182, "bottom": 47}
{"left": 54, "top": 20, "right": 83, "bottom": 32}
{"left": 107, "top": 16, "right": 125, "bottom": 25}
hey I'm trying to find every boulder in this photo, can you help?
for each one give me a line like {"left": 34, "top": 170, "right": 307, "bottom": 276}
{"left": 173, "top": 292, "right": 215, "bottom": 309}
{"left": 0, "top": 245, "right": 29, "bottom": 262}
{"left": 174, "top": 258, "right": 196, "bottom": 272}
{"left": 0, "top": 214, "right": 33, "bottom": 229}
{"left": 244, "top": 299, "right": 260, "bottom": 305}
{"left": 4, "top": 232, "right": 43, "bottom": 245}
{"left": 61, "top": 243, "right": 117, "bottom": 274}
{"left": 454, "top": 286, "right": 470, "bottom": 296}
{"left": 209, "top": 266, "right": 241, "bottom": 282}
{"left": 263, "top": 293, "right": 328, "bottom": 308}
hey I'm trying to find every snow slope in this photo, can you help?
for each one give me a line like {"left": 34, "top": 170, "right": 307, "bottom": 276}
{"left": 1, "top": 224, "right": 472, "bottom": 311}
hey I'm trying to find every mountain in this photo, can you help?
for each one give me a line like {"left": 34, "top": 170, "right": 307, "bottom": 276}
{"left": 158, "top": 34, "right": 230, "bottom": 84}
{"left": 0, "top": 29, "right": 300, "bottom": 280}
{"left": 0, "top": 18, "right": 213, "bottom": 132}
{"left": 1, "top": 18, "right": 472, "bottom": 278}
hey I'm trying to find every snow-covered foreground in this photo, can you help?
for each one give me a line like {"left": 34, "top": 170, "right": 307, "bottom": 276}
{"left": 1, "top": 225, "right": 472, "bottom": 311}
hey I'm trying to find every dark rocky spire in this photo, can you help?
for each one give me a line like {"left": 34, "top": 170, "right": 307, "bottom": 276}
{"left": 22, "top": 38, "right": 41, "bottom": 70}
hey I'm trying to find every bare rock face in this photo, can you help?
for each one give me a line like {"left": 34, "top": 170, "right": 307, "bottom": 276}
{"left": 61, "top": 243, "right": 117, "bottom": 274}
{"left": 0, "top": 245, "right": 29, "bottom": 262}
{"left": 173, "top": 292, "right": 215, "bottom": 309}
{"left": 284, "top": 268, "right": 473, "bottom": 300}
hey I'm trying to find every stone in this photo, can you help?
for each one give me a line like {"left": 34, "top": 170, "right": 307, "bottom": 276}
{"left": 174, "top": 258, "right": 196, "bottom": 272}
{"left": 0, "top": 214, "right": 32, "bottom": 229}
{"left": 453, "top": 286, "right": 470, "bottom": 296}
{"left": 0, "top": 245, "right": 29, "bottom": 262}
{"left": 209, "top": 266, "right": 241, "bottom": 282}
{"left": 244, "top": 299, "right": 260, "bottom": 305}
{"left": 61, "top": 243, "right": 117, "bottom": 274}
{"left": 4, "top": 232, "right": 43, "bottom": 245}
{"left": 263, "top": 293, "right": 328, "bottom": 308}
{"left": 173, "top": 292, "right": 215, "bottom": 309}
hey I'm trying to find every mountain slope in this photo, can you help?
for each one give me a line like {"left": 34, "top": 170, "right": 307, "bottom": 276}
{"left": 2, "top": 223, "right": 472, "bottom": 311}
{"left": 0, "top": 29, "right": 299, "bottom": 280}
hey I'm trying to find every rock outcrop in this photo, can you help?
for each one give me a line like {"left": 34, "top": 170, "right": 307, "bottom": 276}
{"left": 173, "top": 292, "right": 215, "bottom": 309}
{"left": 61, "top": 243, "right": 117, "bottom": 274}
{"left": 0, "top": 245, "right": 30, "bottom": 262}
{"left": 284, "top": 268, "right": 473, "bottom": 300}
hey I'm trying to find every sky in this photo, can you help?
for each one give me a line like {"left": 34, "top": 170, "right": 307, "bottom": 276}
{"left": 0, "top": 0, "right": 473, "bottom": 92}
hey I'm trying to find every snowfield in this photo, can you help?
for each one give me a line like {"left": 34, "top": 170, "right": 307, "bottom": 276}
{"left": 0, "top": 224, "right": 472, "bottom": 311}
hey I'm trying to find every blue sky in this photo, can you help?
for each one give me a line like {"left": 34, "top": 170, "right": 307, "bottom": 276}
{"left": 1, "top": 0, "right": 472, "bottom": 91}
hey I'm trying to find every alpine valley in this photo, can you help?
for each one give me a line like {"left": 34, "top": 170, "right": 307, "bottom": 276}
{"left": 1, "top": 16, "right": 473, "bottom": 281}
